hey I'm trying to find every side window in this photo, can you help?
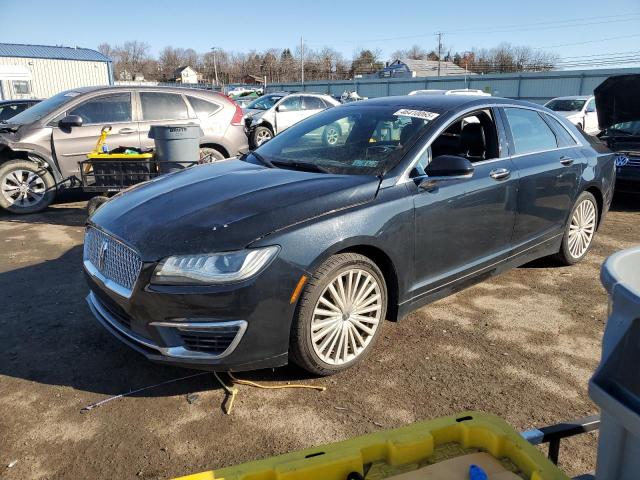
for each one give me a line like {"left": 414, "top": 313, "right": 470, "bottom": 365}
{"left": 431, "top": 110, "right": 499, "bottom": 163}
{"left": 586, "top": 98, "right": 596, "bottom": 113}
{"left": 68, "top": 93, "right": 132, "bottom": 124}
{"left": 504, "top": 108, "right": 557, "bottom": 155}
{"left": 187, "top": 95, "right": 221, "bottom": 118}
{"left": 544, "top": 114, "right": 578, "bottom": 147}
{"left": 302, "top": 96, "right": 325, "bottom": 110}
{"left": 140, "top": 92, "right": 189, "bottom": 121}
{"left": 278, "top": 96, "right": 302, "bottom": 112}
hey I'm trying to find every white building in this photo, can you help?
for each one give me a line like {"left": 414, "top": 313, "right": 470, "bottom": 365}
{"left": 172, "top": 66, "right": 199, "bottom": 84}
{"left": 0, "top": 43, "right": 113, "bottom": 100}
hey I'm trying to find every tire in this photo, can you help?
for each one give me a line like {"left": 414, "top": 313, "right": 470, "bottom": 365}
{"left": 555, "top": 191, "right": 598, "bottom": 265}
{"left": 199, "top": 146, "right": 226, "bottom": 163}
{"left": 0, "top": 160, "right": 56, "bottom": 214}
{"left": 86, "top": 195, "right": 110, "bottom": 217}
{"left": 249, "top": 126, "right": 273, "bottom": 149}
{"left": 322, "top": 123, "right": 342, "bottom": 146}
{"left": 289, "top": 253, "right": 387, "bottom": 376}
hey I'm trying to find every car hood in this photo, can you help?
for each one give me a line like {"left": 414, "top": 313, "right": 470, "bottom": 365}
{"left": 90, "top": 160, "right": 380, "bottom": 261}
{"left": 595, "top": 74, "right": 640, "bottom": 129}
{"left": 243, "top": 109, "right": 265, "bottom": 120}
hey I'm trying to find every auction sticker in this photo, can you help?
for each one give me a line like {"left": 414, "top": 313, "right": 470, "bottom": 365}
{"left": 394, "top": 109, "right": 439, "bottom": 121}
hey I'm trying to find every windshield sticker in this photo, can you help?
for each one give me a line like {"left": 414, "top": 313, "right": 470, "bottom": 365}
{"left": 64, "top": 92, "right": 81, "bottom": 97}
{"left": 394, "top": 109, "right": 439, "bottom": 121}
{"left": 353, "top": 159, "right": 380, "bottom": 167}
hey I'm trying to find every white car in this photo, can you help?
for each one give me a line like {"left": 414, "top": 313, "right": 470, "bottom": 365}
{"left": 244, "top": 92, "right": 340, "bottom": 148}
{"left": 408, "top": 89, "right": 491, "bottom": 96}
{"left": 544, "top": 96, "right": 598, "bottom": 134}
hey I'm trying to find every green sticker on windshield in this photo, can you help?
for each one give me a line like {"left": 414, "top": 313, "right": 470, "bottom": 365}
{"left": 394, "top": 109, "right": 439, "bottom": 121}
{"left": 353, "top": 160, "right": 379, "bottom": 167}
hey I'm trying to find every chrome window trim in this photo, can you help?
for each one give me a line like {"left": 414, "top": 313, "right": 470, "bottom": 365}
{"left": 396, "top": 103, "right": 584, "bottom": 185}
{"left": 87, "top": 292, "right": 248, "bottom": 360}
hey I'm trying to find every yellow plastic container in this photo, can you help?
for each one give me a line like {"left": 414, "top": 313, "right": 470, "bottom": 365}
{"left": 174, "top": 412, "right": 569, "bottom": 480}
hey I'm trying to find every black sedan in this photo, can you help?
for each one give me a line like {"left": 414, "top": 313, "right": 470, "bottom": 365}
{"left": 84, "top": 95, "right": 615, "bottom": 375}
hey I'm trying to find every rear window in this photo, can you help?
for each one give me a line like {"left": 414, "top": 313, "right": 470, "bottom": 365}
{"left": 140, "top": 92, "right": 189, "bottom": 121}
{"left": 187, "top": 95, "right": 222, "bottom": 118}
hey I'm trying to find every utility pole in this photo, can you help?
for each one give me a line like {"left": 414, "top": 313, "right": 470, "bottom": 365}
{"left": 211, "top": 47, "right": 219, "bottom": 87}
{"left": 436, "top": 32, "right": 443, "bottom": 77}
{"left": 301, "top": 35, "right": 305, "bottom": 87}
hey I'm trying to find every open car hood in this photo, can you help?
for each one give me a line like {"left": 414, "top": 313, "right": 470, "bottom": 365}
{"left": 594, "top": 74, "right": 640, "bottom": 129}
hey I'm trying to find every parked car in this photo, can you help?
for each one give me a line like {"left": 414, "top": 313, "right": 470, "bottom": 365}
{"left": 84, "top": 94, "right": 614, "bottom": 375}
{"left": 409, "top": 89, "right": 491, "bottom": 97}
{"left": 544, "top": 95, "right": 598, "bottom": 134}
{"left": 244, "top": 92, "right": 340, "bottom": 148}
{"left": 0, "top": 86, "right": 248, "bottom": 214}
{"left": 0, "top": 99, "right": 40, "bottom": 122}
{"left": 594, "top": 74, "right": 640, "bottom": 194}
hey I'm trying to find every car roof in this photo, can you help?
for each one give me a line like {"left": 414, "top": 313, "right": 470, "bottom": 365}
{"left": 0, "top": 99, "right": 40, "bottom": 105}
{"left": 57, "top": 85, "right": 227, "bottom": 96}
{"left": 548, "top": 95, "right": 592, "bottom": 101}
{"left": 340, "top": 95, "right": 540, "bottom": 112}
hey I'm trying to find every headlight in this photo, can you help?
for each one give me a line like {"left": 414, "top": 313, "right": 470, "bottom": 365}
{"left": 151, "top": 246, "right": 279, "bottom": 285}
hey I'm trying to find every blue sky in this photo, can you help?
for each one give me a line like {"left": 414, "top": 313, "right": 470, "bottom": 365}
{"left": 1, "top": 0, "right": 639, "bottom": 67}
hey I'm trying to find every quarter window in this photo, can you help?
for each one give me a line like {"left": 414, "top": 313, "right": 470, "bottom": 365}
{"left": 504, "top": 108, "right": 557, "bottom": 155}
{"left": 68, "top": 93, "right": 132, "bottom": 124}
{"left": 544, "top": 114, "right": 578, "bottom": 147}
{"left": 140, "top": 92, "right": 189, "bottom": 121}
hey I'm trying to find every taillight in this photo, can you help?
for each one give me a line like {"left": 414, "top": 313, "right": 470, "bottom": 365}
{"left": 231, "top": 103, "right": 244, "bottom": 126}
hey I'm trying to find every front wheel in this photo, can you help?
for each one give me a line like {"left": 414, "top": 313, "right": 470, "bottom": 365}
{"left": 555, "top": 191, "right": 598, "bottom": 265}
{"left": 289, "top": 253, "right": 387, "bottom": 375}
{"left": 249, "top": 126, "right": 273, "bottom": 149}
{"left": 0, "top": 160, "right": 56, "bottom": 214}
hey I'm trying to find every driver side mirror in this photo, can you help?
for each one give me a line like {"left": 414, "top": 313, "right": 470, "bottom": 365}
{"left": 59, "top": 115, "right": 83, "bottom": 128}
{"left": 276, "top": 104, "right": 288, "bottom": 113}
{"left": 419, "top": 155, "right": 474, "bottom": 190}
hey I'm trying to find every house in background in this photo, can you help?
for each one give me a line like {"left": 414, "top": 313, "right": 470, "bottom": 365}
{"left": 242, "top": 74, "right": 265, "bottom": 85}
{"left": 172, "top": 66, "right": 199, "bottom": 84}
{"left": 377, "top": 58, "right": 473, "bottom": 78}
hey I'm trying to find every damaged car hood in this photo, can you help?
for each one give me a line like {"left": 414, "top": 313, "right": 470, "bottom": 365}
{"left": 90, "top": 159, "right": 380, "bottom": 260}
{"left": 594, "top": 74, "right": 640, "bottom": 129}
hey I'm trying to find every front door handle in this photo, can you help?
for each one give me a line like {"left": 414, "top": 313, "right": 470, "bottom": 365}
{"left": 118, "top": 127, "right": 137, "bottom": 134}
{"left": 560, "top": 156, "right": 574, "bottom": 166}
{"left": 489, "top": 168, "right": 511, "bottom": 180}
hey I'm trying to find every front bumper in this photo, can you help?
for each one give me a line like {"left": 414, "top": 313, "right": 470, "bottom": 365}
{"left": 84, "top": 257, "right": 303, "bottom": 371}
{"left": 615, "top": 165, "right": 640, "bottom": 194}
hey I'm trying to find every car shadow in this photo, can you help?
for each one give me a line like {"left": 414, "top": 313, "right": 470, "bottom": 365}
{"left": 0, "top": 190, "right": 94, "bottom": 227}
{"left": 610, "top": 194, "right": 638, "bottom": 212}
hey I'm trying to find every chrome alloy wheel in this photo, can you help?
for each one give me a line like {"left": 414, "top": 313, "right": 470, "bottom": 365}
{"left": 310, "top": 268, "right": 383, "bottom": 365}
{"left": 568, "top": 198, "right": 596, "bottom": 259}
{"left": 255, "top": 128, "right": 272, "bottom": 145}
{"left": 1, "top": 169, "right": 46, "bottom": 208}
{"left": 325, "top": 126, "right": 340, "bottom": 145}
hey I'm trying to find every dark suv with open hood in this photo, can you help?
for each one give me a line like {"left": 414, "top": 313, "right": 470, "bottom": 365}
{"left": 0, "top": 86, "right": 248, "bottom": 214}
{"left": 595, "top": 74, "right": 640, "bottom": 194}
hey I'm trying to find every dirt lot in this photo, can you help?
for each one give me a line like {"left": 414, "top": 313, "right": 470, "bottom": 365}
{"left": 0, "top": 193, "right": 638, "bottom": 479}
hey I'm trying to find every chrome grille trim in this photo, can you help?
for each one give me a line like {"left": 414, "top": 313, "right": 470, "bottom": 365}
{"left": 83, "top": 227, "right": 142, "bottom": 299}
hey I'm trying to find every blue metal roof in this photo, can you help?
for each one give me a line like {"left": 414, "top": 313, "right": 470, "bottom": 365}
{"left": 0, "top": 43, "right": 111, "bottom": 62}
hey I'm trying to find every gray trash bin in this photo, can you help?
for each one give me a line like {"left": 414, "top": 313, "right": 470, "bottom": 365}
{"left": 589, "top": 246, "right": 640, "bottom": 480}
{"left": 148, "top": 124, "right": 203, "bottom": 173}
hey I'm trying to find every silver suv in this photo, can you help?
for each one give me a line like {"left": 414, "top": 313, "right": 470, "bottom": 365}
{"left": 0, "top": 86, "right": 248, "bottom": 214}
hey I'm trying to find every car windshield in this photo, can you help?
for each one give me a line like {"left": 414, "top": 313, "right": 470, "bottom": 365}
{"left": 245, "top": 94, "right": 284, "bottom": 110}
{"left": 605, "top": 121, "right": 640, "bottom": 136}
{"left": 248, "top": 104, "right": 437, "bottom": 175}
{"left": 545, "top": 99, "right": 586, "bottom": 112}
{"left": 6, "top": 90, "right": 77, "bottom": 124}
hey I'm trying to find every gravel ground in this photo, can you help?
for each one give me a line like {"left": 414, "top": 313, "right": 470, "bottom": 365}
{"left": 0, "top": 193, "right": 637, "bottom": 479}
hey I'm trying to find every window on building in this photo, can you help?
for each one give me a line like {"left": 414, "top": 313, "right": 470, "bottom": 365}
{"left": 13, "top": 81, "right": 31, "bottom": 95}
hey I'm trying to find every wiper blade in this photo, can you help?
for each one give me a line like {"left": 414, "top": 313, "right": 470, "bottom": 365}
{"left": 251, "top": 151, "right": 276, "bottom": 168}
{"left": 271, "top": 160, "right": 331, "bottom": 174}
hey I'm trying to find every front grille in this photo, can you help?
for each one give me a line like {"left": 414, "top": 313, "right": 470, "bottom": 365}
{"left": 84, "top": 227, "right": 142, "bottom": 292}
{"left": 178, "top": 326, "right": 241, "bottom": 355}
{"left": 626, "top": 157, "right": 640, "bottom": 167}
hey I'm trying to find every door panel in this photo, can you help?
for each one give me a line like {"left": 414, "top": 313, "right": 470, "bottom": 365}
{"left": 411, "top": 158, "right": 518, "bottom": 296}
{"left": 51, "top": 92, "right": 138, "bottom": 178}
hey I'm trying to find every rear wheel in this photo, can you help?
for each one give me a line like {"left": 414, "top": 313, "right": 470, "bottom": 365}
{"left": 290, "top": 253, "right": 387, "bottom": 375}
{"left": 0, "top": 160, "right": 56, "bottom": 214}
{"left": 250, "top": 126, "right": 273, "bottom": 149}
{"left": 556, "top": 191, "right": 598, "bottom": 265}
{"left": 322, "top": 123, "right": 342, "bottom": 146}
{"left": 199, "top": 146, "right": 226, "bottom": 163}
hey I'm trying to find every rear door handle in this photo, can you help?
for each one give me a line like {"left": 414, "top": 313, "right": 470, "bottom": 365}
{"left": 560, "top": 156, "right": 574, "bottom": 166}
{"left": 489, "top": 168, "right": 511, "bottom": 180}
{"left": 118, "top": 128, "right": 137, "bottom": 134}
